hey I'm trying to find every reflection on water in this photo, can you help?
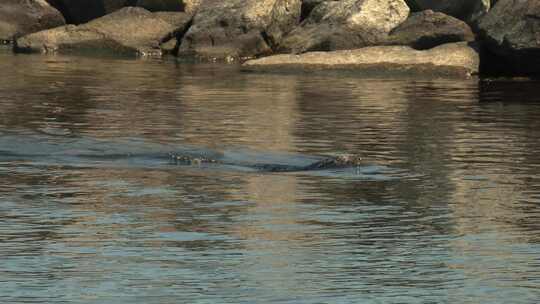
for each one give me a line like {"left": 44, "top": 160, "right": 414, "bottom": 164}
{"left": 1, "top": 49, "right": 540, "bottom": 303}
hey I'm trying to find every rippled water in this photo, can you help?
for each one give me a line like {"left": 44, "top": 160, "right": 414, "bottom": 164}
{"left": 2, "top": 47, "right": 540, "bottom": 303}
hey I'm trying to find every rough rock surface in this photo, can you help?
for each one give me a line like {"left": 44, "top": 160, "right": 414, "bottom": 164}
{"left": 243, "top": 42, "right": 479, "bottom": 77}
{"left": 405, "top": 0, "right": 490, "bottom": 24}
{"left": 386, "top": 10, "right": 474, "bottom": 50}
{"left": 45, "top": 0, "right": 129, "bottom": 24}
{"left": 477, "top": 0, "right": 540, "bottom": 75}
{"left": 279, "top": 0, "right": 410, "bottom": 54}
{"left": 15, "top": 7, "right": 181, "bottom": 56}
{"left": 178, "top": 0, "right": 302, "bottom": 60}
{"left": 0, "top": 0, "right": 65, "bottom": 42}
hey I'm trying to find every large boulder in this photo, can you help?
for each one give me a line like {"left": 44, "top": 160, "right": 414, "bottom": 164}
{"left": 0, "top": 0, "right": 65, "bottom": 42}
{"left": 477, "top": 0, "right": 540, "bottom": 75}
{"left": 178, "top": 0, "right": 302, "bottom": 60}
{"left": 385, "top": 10, "right": 474, "bottom": 50}
{"left": 15, "top": 7, "right": 185, "bottom": 56}
{"left": 405, "top": 0, "right": 490, "bottom": 24}
{"left": 45, "top": 0, "right": 129, "bottom": 24}
{"left": 243, "top": 42, "right": 479, "bottom": 77}
{"left": 279, "top": 0, "right": 410, "bottom": 54}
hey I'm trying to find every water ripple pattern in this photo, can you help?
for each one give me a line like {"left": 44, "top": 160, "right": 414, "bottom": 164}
{"left": 1, "top": 49, "right": 540, "bottom": 303}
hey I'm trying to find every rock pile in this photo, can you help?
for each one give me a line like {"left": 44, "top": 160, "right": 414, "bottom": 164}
{"left": 1, "top": 0, "right": 538, "bottom": 76}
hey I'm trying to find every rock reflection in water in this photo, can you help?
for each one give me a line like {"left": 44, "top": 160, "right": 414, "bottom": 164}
{"left": 1, "top": 51, "right": 540, "bottom": 303}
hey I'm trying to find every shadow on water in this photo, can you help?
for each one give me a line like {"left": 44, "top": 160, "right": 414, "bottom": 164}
{"left": 2, "top": 52, "right": 540, "bottom": 303}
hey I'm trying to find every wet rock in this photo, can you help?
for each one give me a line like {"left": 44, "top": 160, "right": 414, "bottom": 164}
{"left": 405, "top": 0, "right": 490, "bottom": 24}
{"left": 46, "top": 0, "right": 129, "bottom": 24}
{"left": 15, "top": 7, "right": 181, "bottom": 56}
{"left": 0, "top": 0, "right": 65, "bottom": 42}
{"left": 279, "top": 0, "right": 410, "bottom": 54}
{"left": 243, "top": 42, "right": 479, "bottom": 77}
{"left": 178, "top": 0, "right": 302, "bottom": 61}
{"left": 477, "top": 0, "right": 540, "bottom": 75}
{"left": 385, "top": 10, "right": 474, "bottom": 50}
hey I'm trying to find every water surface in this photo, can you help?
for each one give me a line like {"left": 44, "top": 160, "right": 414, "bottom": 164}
{"left": 1, "top": 48, "right": 540, "bottom": 303}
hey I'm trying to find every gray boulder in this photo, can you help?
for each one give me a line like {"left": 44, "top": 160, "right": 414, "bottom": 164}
{"left": 386, "top": 10, "right": 474, "bottom": 50}
{"left": 477, "top": 0, "right": 540, "bottom": 75}
{"left": 279, "top": 0, "right": 410, "bottom": 54}
{"left": 0, "top": 0, "right": 65, "bottom": 42}
{"left": 405, "top": 0, "right": 490, "bottom": 24}
{"left": 15, "top": 7, "right": 184, "bottom": 56}
{"left": 45, "top": 0, "right": 129, "bottom": 24}
{"left": 243, "top": 42, "right": 479, "bottom": 77}
{"left": 178, "top": 0, "right": 302, "bottom": 61}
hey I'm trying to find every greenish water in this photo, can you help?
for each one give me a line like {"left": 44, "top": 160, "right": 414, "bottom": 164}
{"left": 1, "top": 49, "right": 540, "bottom": 303}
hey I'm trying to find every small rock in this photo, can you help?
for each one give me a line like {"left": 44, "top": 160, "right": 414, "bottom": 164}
{"left": 243, "top": 42, "right": 479, "bottom": 77}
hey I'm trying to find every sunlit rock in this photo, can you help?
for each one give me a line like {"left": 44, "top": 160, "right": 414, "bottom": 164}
{"left": 279, "top": 0, "right": 410, "bottom": 54}
{"left": 15, "top": 7, "right": 187, "bottom": 57}
{"left": 244, "top": 42, "right": 479, "bottom": 77}
{"left": 178, "top": 0, "right": 302, "bottom": 60}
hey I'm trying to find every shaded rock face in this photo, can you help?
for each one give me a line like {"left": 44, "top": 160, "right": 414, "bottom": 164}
{"left": 45, "top": 0, "right": 129, "bottom": 24}
{"left": 133, "top": 0, "right": 201, "bottom": 14}
{"left": 243, "top": 42, "right": 479, "bottom": 77}
{"left": 279, "top": 0, "right": 410, "bottom": 54}
{"left": 15, "top": 7, "right": 186, "bottom": 57}
{"left": 135, "top": 0, "right": 183, "bottom": 12}
{"left": 301, "top": 0, "right": 335, "bottom": 19}
{"left": 0, "top": 0, "right": 65, "bottom": 42}
{"left": 178, "top": 0, "right": 302, "bottom": 60}
{"left": 386, "top": 10, "right": 474, "bottom": 50}
{"left": 405, "top": 0, "right": 490, "bottom": 24}
{"left": 477, "top": 0, "right": 540, "bottom": 75}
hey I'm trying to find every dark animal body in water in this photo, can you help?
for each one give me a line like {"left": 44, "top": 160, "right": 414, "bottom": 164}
{"left": 169, "top": 153, "right": 362, "bottom": 172}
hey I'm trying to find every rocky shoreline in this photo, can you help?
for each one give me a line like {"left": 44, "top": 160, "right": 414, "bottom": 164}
{"left": 1, "top": 0, "right": 538, "bottom": 77}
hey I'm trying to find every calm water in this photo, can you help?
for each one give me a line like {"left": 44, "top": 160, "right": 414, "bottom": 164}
{"left": 1, "top": 47, "right": 540, "bottom": 303}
